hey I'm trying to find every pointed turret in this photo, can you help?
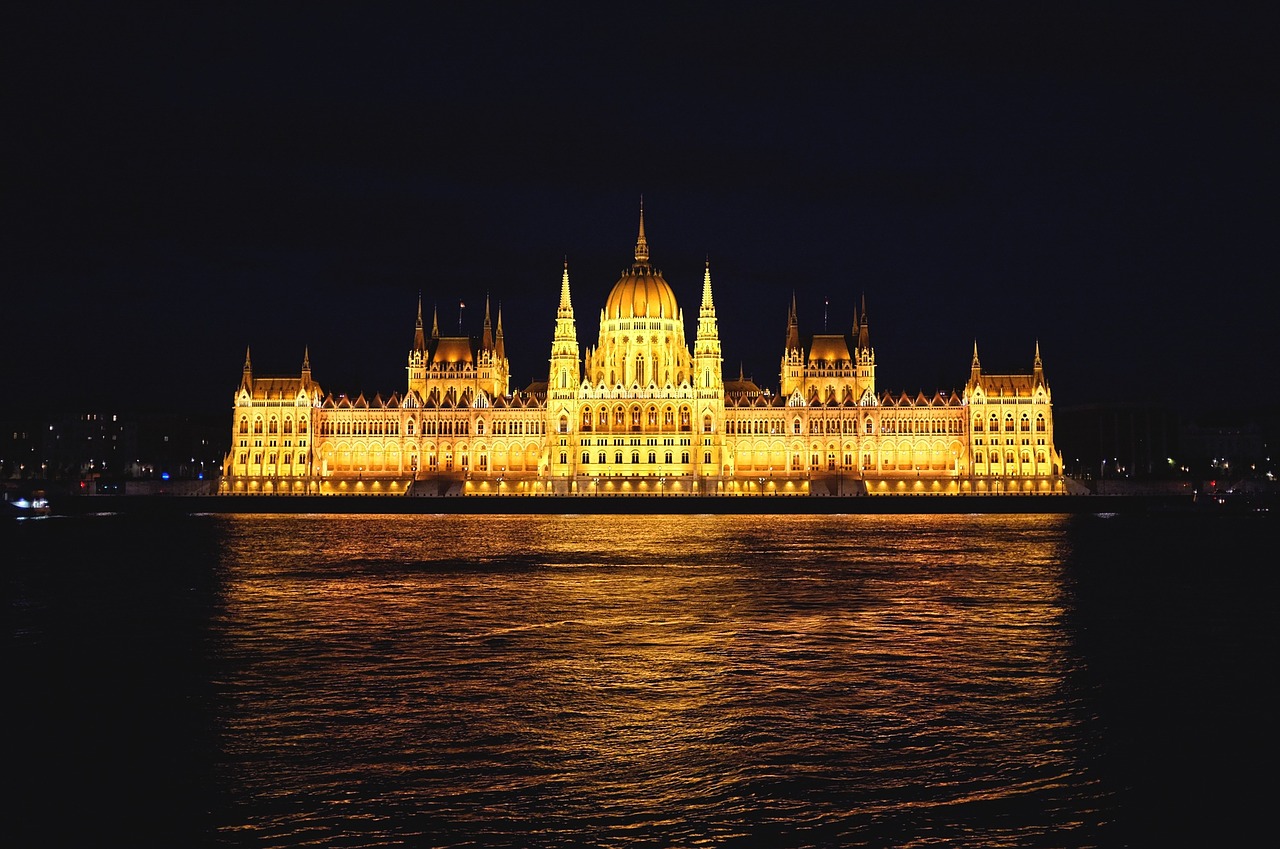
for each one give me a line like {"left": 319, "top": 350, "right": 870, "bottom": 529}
{"left": 700, "top": 256, "right": 715, "bottom": 314}
{"left": 634, "top": 196, "right": 649, "bottom": 265}
{"left": 1033, "top": 340, "right": 1045, "bottom": 387}
{"left": 413, "top": 293, "right": 427, "bottom": 353}
{"left": 240, "top": 346, "right": 253, "bottom": 391}
{"left": 785, "top": 293, "right": 801, "bottom": 351}
{"left": 482, "top": 294, "right": 494, "bottom": 351}
{"left": 557, "top": 257, "right": 574, "bottom": 318}
{"left": 495, "top": 306, "right": 506, "bottom": 361}
{"left": 970, "top": 340, "right": 982, "bottom": 385}
{"left": 694, "top": 258, "right": 723, "bottom": 397}
{"left": 430, "top": 303, "right": 440, "bottom": 340}
{"left": 780, "top": 294, "right": 806, "bottom": 397}
{"left": 856, "top": 293, "right": 870, "bottom": 352}
{"left": 301, "top": 346, "right": 311, "bottom": 387}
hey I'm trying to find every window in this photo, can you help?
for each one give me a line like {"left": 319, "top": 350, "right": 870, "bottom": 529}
{"left": 648, "top": 451, "right": 656, "bottom": 463}
{"left": 631, "top": 451, "right": 640, "bottom": 464}
{"left": 704, "top": 451, "right": 711, "bottom": 464}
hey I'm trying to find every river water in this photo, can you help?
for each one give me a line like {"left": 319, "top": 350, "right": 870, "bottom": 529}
{"left": 7, "top": 511, "right": 1275, "bottom": 847}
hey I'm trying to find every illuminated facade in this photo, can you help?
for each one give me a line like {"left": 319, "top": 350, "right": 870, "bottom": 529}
{"left": 220, "top": 207, "right": 1064, "bottom": 496}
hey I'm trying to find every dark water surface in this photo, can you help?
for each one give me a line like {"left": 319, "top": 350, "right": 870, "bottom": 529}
{"left": 7, "top": 511, "right": 1275, "bottom": 847}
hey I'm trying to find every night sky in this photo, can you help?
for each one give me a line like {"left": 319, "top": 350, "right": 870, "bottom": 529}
{"left": 8, "top": 3, "right": 1275, "bottom": 420}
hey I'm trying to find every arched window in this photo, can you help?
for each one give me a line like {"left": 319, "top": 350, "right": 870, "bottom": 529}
{"left": 559, "top": 415, "right": 568, "bottom": 434}
{"left": 631, "top": 451, "right": 640, "bottom": 464}
{"left": 703, "top": 415, "right": 712, "bottom": 433}
{"left": 1004, "top": 415, "right": 1015, "bottom": 432}
{"left": 239, "top": 418, "right": 248, "bottom": 434}
{"left": 1020, "top": 414, "right": 1030, "bottom": 432}
{"left": 865, "top": 418, "right": 873, "bottom": 434}
{"left": 1036, "top": 414, "right": 1046, "bottom": 432}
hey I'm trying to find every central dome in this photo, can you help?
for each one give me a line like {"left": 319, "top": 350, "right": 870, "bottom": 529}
{"left": 603, "top": 201, "right": 680, "bottom": 320}
{"left": 605, "top": 267, "right": 680, "bottom": 319}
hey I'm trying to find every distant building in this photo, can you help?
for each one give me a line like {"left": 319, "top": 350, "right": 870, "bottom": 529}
{"left": 220, "top": 206, "right": 1065, "bottom": 496}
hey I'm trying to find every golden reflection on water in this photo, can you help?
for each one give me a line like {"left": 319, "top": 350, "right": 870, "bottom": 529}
{"left": 212, "top": 513, "right": 1091, "bottom": 846}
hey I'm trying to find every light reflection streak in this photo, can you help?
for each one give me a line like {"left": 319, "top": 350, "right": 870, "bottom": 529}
{"left": 209, "top": 513, "right": 1102, "bottom": 847}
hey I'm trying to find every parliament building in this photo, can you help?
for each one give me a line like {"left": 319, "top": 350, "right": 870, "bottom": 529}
{"left": 220, "top": 207, "right": 1065, "bottom": 496}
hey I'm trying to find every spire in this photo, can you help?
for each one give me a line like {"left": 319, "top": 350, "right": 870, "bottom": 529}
{"left": 1034, "top": 340, "right": 1043, "bottom": 369}
{"left": 413, "top": 292, "right": 427, "bottom": 352}
{"left": 302, "top": 346, "right": 311, "bottom": 373}
{"left": 700, "top": 257, "right": 715, "bottom": 313}
{"left": 634, "top": 196, "right": 649, "bottom": 264}
{"left": 1033, "top": 340, "right": 1044, "bottom": 386}
{"left": 558, "top": 258, "right": 574, "bottom": 317}
{"left": 970, "top": 340, "right": 982, "bottom": 384}
{"left": 856, "top": 292, "right": 870, "bottom": 351}
{"left": 495, "top": 305, "right": 506, "bottom": 360}
{"left": 430, "top": 303, "right": 439, "bottom": 340}
{"left": 482, "top": 293, "right": 494, "bottom": 350}
{"left": 240, "top": 345, "right": 252, "bottom": 391}
{"left": 785, "top": 292, "right": 801, "bottom": 350}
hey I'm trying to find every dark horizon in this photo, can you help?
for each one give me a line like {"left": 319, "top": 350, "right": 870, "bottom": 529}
{"left": 8, "top": 4, "right": 1275, "bottom": 420}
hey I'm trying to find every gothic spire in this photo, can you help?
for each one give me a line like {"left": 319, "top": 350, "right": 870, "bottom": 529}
{"left": 482, "top": 293, "right": 494, "bottom": 350}
{"left": 634, "top": 196, "right": 649, "bottom": 264}
{"left": 413, "top": 292, "right": 427, "bottom": 352}
{"left": 856, "top": 292, "right": 871, "bottom": 351}
{"left": 495, "top": 305, "right": 506, "bottom": 360}
{"left": 558, "top": 258, "right": 574, "bottom": 317}
{"left": 785, "top": 292, "right": 801, "bottom": 351}
{"left": 700, "top": 257, "right": 715, "bottom": 314}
